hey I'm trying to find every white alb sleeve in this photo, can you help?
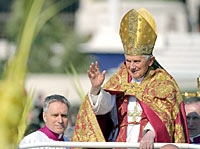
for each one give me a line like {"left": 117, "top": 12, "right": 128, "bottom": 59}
{"left": 88, "top": 89, "right": 115, "bottom": 115}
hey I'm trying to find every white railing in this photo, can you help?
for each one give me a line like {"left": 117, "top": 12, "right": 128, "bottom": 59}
{"left": 19, "top": 142, "right": 200, "bottom": 149}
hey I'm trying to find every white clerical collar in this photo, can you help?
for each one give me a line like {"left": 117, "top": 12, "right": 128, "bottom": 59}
{"left": 58, "top": 133, "right": 63, "bottom": 139}
{"left": 132, "top": 76, "right": 144, "bottom": 84}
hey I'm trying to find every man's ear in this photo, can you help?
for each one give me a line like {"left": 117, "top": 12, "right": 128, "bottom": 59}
{"left": 149, "top": 56, "right": 155, "bottom": 66}
{"left": 43, "top": 112, "right": 47, "bottom": 123}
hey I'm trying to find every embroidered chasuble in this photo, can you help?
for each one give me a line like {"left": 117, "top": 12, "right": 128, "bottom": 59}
{"left": 73, "top": 62, "right": 190, "bottom": 143}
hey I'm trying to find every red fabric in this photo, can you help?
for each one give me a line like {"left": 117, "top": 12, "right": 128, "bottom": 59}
{"left": 138, "top": 100, "right": 172, "bottom": 142}
{"left": 115, "top": 96, "right": 128, "bottom": 142}
{"left": 138, "top": 112, "right": 148, "bottom": 142}
{"left": 180, "top": 102, "right": 190, "bottom": 143}
{"left": 114, "top": 70, "right": 132, "bottom": 142}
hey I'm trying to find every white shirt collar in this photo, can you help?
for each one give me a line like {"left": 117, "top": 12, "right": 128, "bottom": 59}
{"left": 132, "top": 76, "right": 144, "bottom": 84}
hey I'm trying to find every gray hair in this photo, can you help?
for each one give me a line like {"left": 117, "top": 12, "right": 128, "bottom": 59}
{"left": 124, "top": 54, "right": 153, "bottom": 60}
{"left": 184, "top": 97, "right": 200, "bottom": 105}
{"left": 142, "top": 55, "right": 153, "bottom": 60}
{"left": 43, "top": 94, "right": 71, "bottom": 114}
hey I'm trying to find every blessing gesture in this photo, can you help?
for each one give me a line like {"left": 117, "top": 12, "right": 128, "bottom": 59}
{"left": 88, "top": 61, "right": 106, "bottom": 95}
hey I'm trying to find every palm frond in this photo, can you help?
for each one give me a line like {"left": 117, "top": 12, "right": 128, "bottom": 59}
{"left": 0, "top": 1, "right": 45, "bottom": 148}
{"left": 66, "top": 63, "right": 85, "bottom": 101}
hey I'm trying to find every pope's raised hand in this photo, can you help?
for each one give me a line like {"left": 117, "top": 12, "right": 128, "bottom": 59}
{"left": 88, "top": 61, "right": 106, "bottom": 95}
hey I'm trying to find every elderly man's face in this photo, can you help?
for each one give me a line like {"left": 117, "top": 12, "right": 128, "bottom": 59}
{"left": 185, "top": 102, "right": 200, "bottom": 137}
{"left": 43, "top": 101, "right": 69, "bottom": 135}
{"left": 125, "top": 55, "right": 154, "bottom": 79}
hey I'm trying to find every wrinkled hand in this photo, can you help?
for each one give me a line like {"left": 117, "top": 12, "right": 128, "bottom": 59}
{"left": 88, "top": 61, "right": 106, "bottom": 95}
{"left": 139, "top": 130, "right": 154, "bottom": 149}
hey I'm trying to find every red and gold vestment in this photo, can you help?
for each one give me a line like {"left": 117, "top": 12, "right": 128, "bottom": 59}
{"left": 73, "top": 62, "right": 190, "bottom": 143}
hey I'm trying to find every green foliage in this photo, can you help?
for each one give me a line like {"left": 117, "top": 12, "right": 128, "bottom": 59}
{"left": 0, "top": 0, "right": 91, "bottom": 147}
{"left": 0, "top": 1, "right": 45, "bottom": 148}
{"left": 66, "top": 63, "right": 85, "bottom": 100}
{"left": 5, "top": 0, "right": 92, "bottom": 74}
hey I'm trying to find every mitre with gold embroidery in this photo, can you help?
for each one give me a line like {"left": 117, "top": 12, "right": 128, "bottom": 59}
{"left": 119, "top": 8, "right": 157, "bottom": 55}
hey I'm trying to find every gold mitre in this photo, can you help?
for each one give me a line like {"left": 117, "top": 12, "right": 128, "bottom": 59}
{"left": 119, "top": 8, "right": 157, "bottom": 55}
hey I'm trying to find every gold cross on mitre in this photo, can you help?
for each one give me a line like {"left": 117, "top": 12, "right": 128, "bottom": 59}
{"left": 182, "top": 76, "right": 200, "bottom": 98}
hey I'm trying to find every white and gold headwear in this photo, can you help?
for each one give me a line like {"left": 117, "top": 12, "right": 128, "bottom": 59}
{"left": 119, "top": 8, "right": 157, "bottom": 55}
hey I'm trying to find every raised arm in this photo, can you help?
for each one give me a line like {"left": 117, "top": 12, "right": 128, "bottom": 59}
{"left": 88, "top": 61, "right": 106, "bottom": 95}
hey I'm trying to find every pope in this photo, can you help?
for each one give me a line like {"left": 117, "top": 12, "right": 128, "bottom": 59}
{"left": 73, "top": 8, "right": 190, "bottom": 148}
